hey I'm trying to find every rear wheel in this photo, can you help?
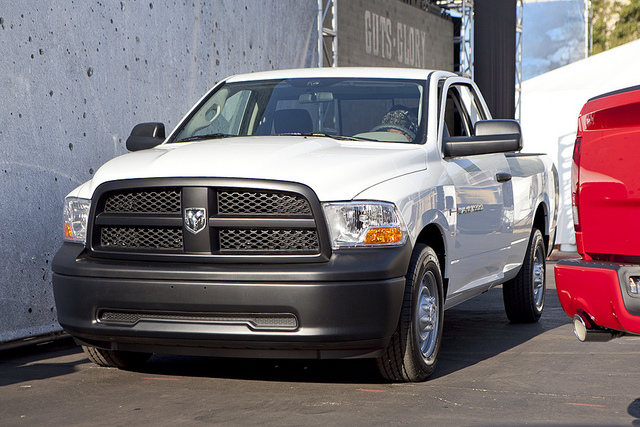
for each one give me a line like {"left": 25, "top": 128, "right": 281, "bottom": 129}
{"left": 503, "top": 228, "right": 546, "bottom": 323}
{"left": 82, "top": 345, "right": 152, "bottom": 369}
{"left": 377, "top": 244, "right": 444, "bottom": 382}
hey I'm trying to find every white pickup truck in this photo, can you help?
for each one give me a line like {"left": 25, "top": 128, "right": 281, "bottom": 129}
{"left": 53, "top": 68, "right": 558, "bottom": 382}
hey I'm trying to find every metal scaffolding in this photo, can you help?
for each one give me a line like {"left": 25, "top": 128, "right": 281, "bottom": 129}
{"left": 318, "top": 0, "right": 337, "bottom": 67}
{"left": 515, "top": 0, "right": 523, "bottom": 121}
{"left": 585, "top": 0, "right": 593, "bottom": 56}
{"left": 437, "top": 0, "right": 475, "bottom": 79}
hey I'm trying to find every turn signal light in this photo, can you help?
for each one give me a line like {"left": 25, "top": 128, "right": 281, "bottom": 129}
{"left": 629, "top": 277, "right": 640, "bottom": 294}
{"left": 64, "top": 223, "right": 74, "bottom": 239}
{"left": 363, "top": 227, "right": 404, "bottom": 245}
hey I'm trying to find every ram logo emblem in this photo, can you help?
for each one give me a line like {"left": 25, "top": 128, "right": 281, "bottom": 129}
{"left": 184, "top": 208, "right": 207, "bottom": 234}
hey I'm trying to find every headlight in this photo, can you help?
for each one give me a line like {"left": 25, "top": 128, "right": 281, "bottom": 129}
{"left": 322, "top": 202, "right": 407, "bottom": 249}
{"left": 63, "top": 197, "right": 90, "bottom": 244}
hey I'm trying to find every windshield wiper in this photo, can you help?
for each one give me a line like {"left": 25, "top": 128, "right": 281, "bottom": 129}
{"left": 273, "top": 132, "right": 374, "bottom": 142}
{"left": 173, "top": 133, "right": 233, "bottom": 143}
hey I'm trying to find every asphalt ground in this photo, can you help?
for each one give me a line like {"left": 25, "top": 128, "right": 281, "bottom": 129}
{"left": 1, "top": 260, "right": 639, "bottom": 426}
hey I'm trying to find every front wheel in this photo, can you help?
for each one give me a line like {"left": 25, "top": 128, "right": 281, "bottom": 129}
{"left": 82, "top": 345, "right": 152, "bottom": 369}
{"left": 377, "top": 244, "right": 444, "bottom": 382}
{"left": 503, "top": 228, "right": 546, "bottom": 323}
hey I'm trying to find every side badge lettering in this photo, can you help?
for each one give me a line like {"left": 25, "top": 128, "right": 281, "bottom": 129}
{"left": 457, "top": 204, "right": 484, "bottom": 215}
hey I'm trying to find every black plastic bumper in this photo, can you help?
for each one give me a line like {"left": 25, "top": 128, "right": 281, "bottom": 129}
{"left": 52, "top": 243, "right": 411, "bottom": 359}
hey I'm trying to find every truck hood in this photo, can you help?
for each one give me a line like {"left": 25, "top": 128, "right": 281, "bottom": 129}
{"left": 76, "top": 136, "right": 427, "bottom": 201}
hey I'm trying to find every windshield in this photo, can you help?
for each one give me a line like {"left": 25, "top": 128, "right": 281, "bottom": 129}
{"left": 171, "top": 77, "right": 426, "bottom": 144}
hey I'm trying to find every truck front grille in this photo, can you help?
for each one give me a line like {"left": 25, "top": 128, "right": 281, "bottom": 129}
{"left": 89, "top": 180, "right": 326, "bottom": 261}
{"left": 104, "top": 189, "right": 181, "bottom": 213}
{"left": 100, "top": 227, "right": 184, "bottom": 250}
{"left": 219, "top": 229, "right": 319, "bottom": 252}
{"left": 218, "top": 191, "right": 312, "bottom": 216}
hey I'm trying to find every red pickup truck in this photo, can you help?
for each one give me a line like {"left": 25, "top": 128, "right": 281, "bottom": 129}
{"left": 555, "top": 85, "right": 640, "bottom": 341}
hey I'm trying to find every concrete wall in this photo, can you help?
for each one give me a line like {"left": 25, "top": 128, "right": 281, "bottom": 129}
{"left": 337, "top": 0, "right": 454, "bottom": 71}
{"left": 0, "top": 0, "right": 318, "bottom": 343}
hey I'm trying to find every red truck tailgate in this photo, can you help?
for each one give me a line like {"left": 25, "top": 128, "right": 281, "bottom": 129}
{"left": 576, "top": 88, "right": 640, "bottom": 259}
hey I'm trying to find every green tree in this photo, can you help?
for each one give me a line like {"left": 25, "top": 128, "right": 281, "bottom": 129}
{"left": 610, "top": 0, "right": 640, "bottom": 48}
{"left": 592, "top": 0, "right": 640, "bottom": 54}
{"left": 591, "top": 0, "right": 609, "bottom": 54}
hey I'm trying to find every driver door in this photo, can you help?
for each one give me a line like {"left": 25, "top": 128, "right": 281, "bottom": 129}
{"left": 439, "top": 79, "right": 515, "bottom": 298}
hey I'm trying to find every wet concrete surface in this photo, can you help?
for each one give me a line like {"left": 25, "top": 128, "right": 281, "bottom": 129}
{"left": 1, "top": 261, "right": 639, "bottom": 426}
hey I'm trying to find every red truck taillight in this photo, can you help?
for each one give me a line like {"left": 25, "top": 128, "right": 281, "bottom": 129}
{"left": 571, "top": 136, "right": 582, "bottom": 232}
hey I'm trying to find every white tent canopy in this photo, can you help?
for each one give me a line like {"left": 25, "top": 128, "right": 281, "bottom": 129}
{"left": 520, "top": 39, "right": 640, "bottom": 251}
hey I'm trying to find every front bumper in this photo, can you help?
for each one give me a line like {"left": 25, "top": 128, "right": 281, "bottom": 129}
{"left": 52, "top": 243, "right": 410, "bottom": 359}
{"left": 554, "top": 259, "right": 640, "bottom": 335}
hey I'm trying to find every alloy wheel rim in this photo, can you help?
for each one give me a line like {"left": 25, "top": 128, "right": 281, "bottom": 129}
{"left": 532, "top": 245, "right": 545, "bottom": 310}
{"left": 417, "top": 270, "right": 439, "bottom": 360}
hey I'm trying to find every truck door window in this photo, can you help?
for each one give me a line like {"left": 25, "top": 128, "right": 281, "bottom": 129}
{"left": 443, "top": 84, "right": 486, "bottom": 138}
{"left": 458, "top": 85, "right": 486, "bottom": 126}
{"left": 444, "top": 89, "right": 469, "bottom": 137}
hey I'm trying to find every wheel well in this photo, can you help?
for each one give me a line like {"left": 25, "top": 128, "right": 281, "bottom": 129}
{"left": 416, "top": 224, "right": 447, "bottom": 297}
{"left": 533, "top": 204, "right": 548, "bottom": 251}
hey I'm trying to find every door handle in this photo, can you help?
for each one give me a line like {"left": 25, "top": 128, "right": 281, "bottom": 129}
{"left": 496, "top": 172, "right": 512, "bottom": 183}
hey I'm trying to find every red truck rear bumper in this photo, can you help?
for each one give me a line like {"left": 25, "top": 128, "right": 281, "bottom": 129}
{"left": 554, "top": 259, "right": 640, "bottom": 335}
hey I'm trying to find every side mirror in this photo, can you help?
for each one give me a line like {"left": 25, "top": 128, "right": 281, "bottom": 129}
{"left": 444, "top": 119, "right": 522, "bottom": 157}
{"left": 126, "top": 122, "right": 166, "bottom": 152}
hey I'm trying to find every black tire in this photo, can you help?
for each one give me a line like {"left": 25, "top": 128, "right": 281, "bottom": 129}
{"left": 503, "top": 228, "right": 546, "bottom": 323}
{"left": 82, "top": 345, "right": 152, "bottom": 369}
{"left": 377, "top": 244, "right": 444, "bottom": 382}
